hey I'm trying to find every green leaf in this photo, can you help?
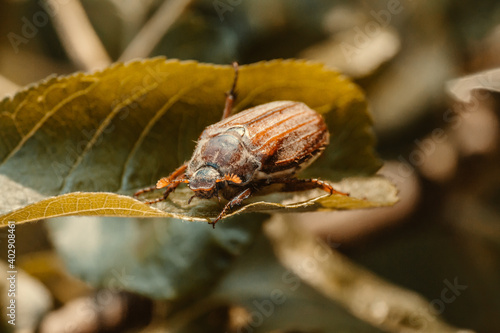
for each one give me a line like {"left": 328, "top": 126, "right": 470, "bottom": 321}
{"left": 47, "top": 214, "right": 265, "bottom": 300}
{"left": 210, "top": 233, "right": 384, "bottom": 333}
{"left": 0, "top": 58, "right": 394, "bottom": 225}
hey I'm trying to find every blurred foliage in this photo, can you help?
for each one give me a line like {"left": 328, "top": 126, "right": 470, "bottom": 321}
{"left": 1, "top": 0, "right": 500, "bottom": 332}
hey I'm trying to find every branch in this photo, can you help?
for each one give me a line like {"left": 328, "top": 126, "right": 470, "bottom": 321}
{"left": 119, "top": 0, "right": 193, "bottom": 62}
{"left": 47, "top": 0, "right": 112, "bottom": 71}
{"left": 264, "top": 216, "right": 475, "bottom": 333}
{"left": 0, "top": 75, "right": 20, "bottom": 97}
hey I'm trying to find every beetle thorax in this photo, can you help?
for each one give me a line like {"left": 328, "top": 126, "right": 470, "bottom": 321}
{"left": 187, "top": 132, "right": 261, "bottom": 191}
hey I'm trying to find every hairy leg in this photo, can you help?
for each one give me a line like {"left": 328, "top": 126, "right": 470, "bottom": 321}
{"left": 210, "top": 187, "right": 252, "bottom": 228}
{"left": 266, "top": 178, "right": 349, "bottom": 196}
{"left": 134, "top": 163, "right": 188, "bottom": 203}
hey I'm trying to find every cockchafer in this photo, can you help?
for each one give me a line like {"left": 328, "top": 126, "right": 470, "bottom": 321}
{"left": 135, "top": 63, "right": 348, "bottom": 227}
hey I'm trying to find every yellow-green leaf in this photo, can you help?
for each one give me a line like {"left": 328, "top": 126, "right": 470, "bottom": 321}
{"left": 0, "top": 58, "right": 394, "bottom": 226}
{"left": 0, "top": 177, "right": 396, "bottom": 226}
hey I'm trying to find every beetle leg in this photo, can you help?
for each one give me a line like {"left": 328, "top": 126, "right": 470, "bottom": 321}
{"left": 209, "top": 187, "right": 252, "bottom": 228}
{"left": 154, "top": 163, "right": 188, "bottom": 189}
{"left": 221, "top": 62, "right": 239, "bottom": 120}
{"left": 144, "top": 183, "right": 181, "bottom": 204}
{"left": 134, "top": 163, "right": 188, "bottom": 202}
{"left": 267, "top": 178, "right": 349, "bottom": 196}
{"left": 133, "top": 185, "right": 157, "bottom": 198}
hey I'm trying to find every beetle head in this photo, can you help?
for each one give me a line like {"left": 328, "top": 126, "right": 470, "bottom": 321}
{"left": 189, "top": 167, "right": 220, "bottom": 198}
{"left": 156, "top": 166, "right": 243, "bottom": 201}
{"left": 189, "top": 166, "right": 243, "bottom": 199}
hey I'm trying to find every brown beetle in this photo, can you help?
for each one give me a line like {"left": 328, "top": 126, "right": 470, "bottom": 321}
{"left": 135, "top": 63, "right": 348, "bottom": 227}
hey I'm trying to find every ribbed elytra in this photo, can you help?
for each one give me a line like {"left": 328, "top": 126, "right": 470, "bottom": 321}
{"left": 134, "top": 63, "right": 348, "bottom": 228}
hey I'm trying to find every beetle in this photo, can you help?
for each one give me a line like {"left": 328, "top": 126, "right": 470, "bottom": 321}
{"left": 134, "top": 63, "right": 348, "bottom": 227}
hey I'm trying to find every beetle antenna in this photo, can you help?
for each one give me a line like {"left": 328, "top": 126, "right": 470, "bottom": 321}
{"left": 217, "top": 173, "right": 242, "bottom": 184}
{"left": 156, "top": 177, "right": 189, "bottom": 189}
{"left": 188, "top": 195, "right": 196, "bottom": 205}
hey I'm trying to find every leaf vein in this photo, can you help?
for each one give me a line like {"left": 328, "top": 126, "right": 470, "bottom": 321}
{"left": 59, "top": 82, "right": 160, "bottom": 191}
{"left": 0, "top": 84, "right": 98, "bottom": 166}
{"left": 118, "top": 78, "right": 211, "bottom": 191}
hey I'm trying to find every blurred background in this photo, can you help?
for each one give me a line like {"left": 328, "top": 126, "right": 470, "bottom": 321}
{"left": 1, "top": 0, "right": 500, "bottom": 332}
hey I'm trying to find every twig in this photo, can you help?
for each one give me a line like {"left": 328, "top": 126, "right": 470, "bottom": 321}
{"left": 264, "top": 216, "right": 475, "bottom": 333}
{"left": 0, "top": 75, "right": 20, "bottom": 97}
{"left": 47, "top": 0, "right": 112, "bottom": 71}
{"left": 119, "top": 0, "right": 193, "bottom": 62}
